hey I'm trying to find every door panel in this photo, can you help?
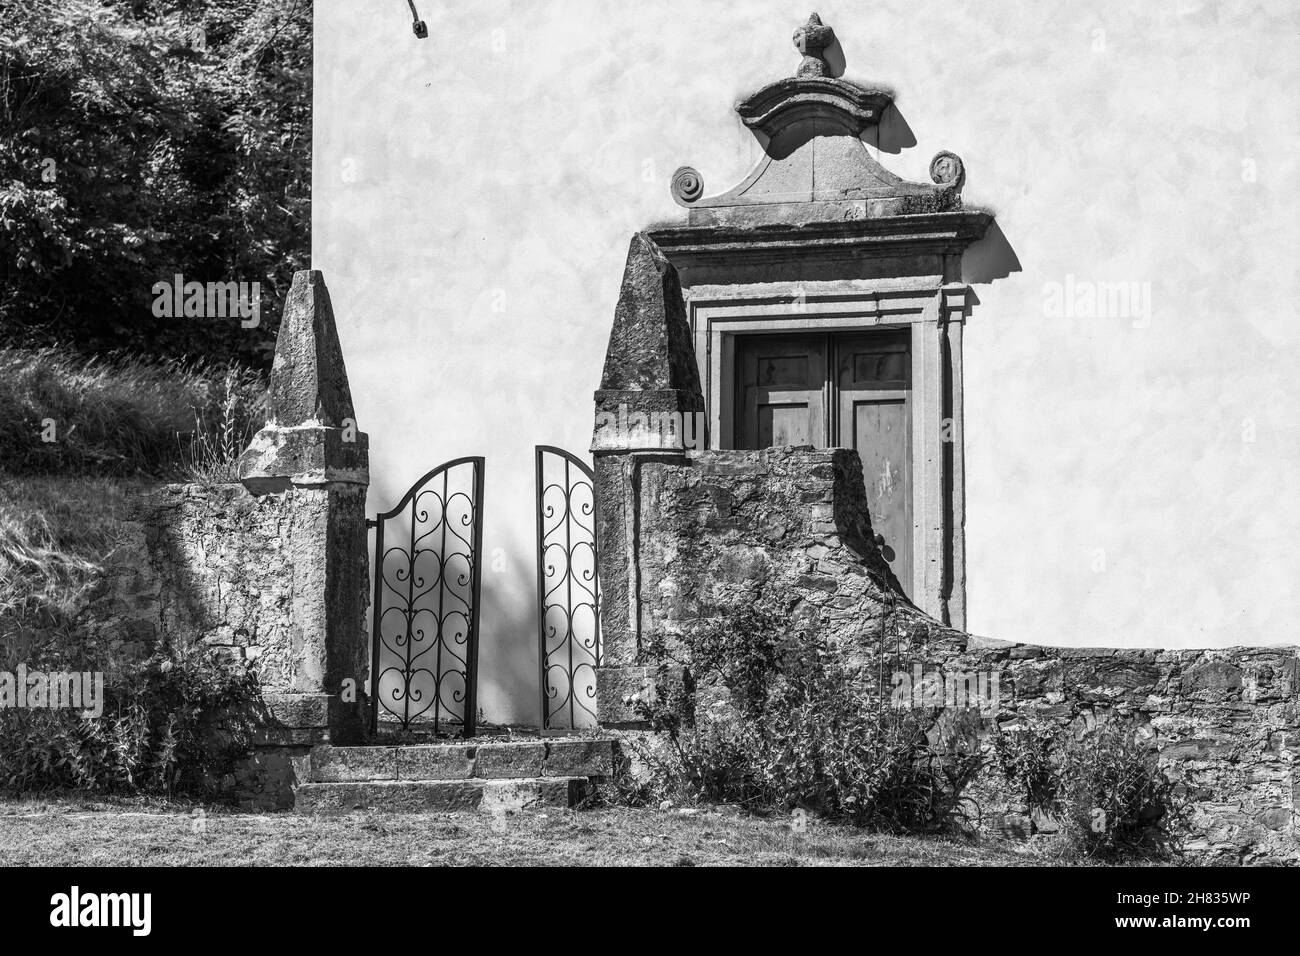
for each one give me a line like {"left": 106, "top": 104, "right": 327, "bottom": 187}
{"left": 836, "top": 333, "right": 912, "bottom": 594}
{"left": 837, "top": 333, "right": 910, "bottom": 392}
{"left": 848, "top": 399, "right": 912, "bottom": 591}
{"left": 758, "top": 402, "right": 813, "bottom": 447}
{"left": 853, "top": 349, "right": 908, "bottom": 384}
{"left": 737, "top": 334, "right": 827, "bottom": 450}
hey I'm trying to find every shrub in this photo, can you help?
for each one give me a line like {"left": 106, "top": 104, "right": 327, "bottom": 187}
{"left": 993, "top": 718, "right": 1184, "bottom": 859}
{"left": 991, "top": 718, "right": 1059, "bottom": 813}
{"left": 0, "top": 643, "right": 261, "bottom": 797}
{"left": 631, "top": 607, "right": 983, "bottom": 833}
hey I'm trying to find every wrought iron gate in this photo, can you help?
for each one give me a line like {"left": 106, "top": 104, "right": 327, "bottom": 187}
{"left": 535, "top": 446, "right": 601, "bottom": 731}
{"left": 369, "top": 457, "right": 484, "bottom": 736}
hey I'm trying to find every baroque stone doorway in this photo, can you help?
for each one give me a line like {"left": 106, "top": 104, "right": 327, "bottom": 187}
{"left": 643, "top": 5, "right": 990, "bottom": 626}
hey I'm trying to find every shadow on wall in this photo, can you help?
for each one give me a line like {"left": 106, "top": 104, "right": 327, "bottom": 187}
{"left": 828, "top": 19, "right": 913, "bottom": 154}
{"left": 963, "top": 220, "right": 1022, "bottom": 284}
{"left": 861, "top": 99, "right": 1023, "bottom": 281}
{"left": 863, "top": 104, "right": 916, "bottom": 154}
{"left": 822, "top": 32, "right": 847, "bottom": 78}
{"left": 478, "top": 562, "right": 543, "bottom": 727}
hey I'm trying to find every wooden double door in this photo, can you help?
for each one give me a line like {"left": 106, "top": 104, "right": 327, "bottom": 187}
{"left": 737, "top": 330, "right": 913, "bottom": 594}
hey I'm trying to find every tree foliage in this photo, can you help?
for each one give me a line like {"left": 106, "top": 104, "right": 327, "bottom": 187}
{"left": 0, "top": 0, "right": 311, "bottom": 367}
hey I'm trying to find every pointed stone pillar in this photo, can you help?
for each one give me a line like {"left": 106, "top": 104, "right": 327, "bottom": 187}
{"left": 592, "top": 234, "right": 704, "bottom": 726}
{"left": 239, "top": 270, "right": 369, "bottom": 492}
{"left": 238, "top": 270, "right": 370, "bottom": 747}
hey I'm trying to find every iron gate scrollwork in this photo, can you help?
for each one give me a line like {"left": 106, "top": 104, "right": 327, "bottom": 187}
{"left": 369, "top": 457, "right": 484, "bottom": 736}
{"left": 535, "top": 446, "right": 601, "bottom": 731}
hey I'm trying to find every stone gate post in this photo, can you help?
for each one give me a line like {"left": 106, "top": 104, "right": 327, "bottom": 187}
{"left": 237, "top": 269, "right": 371, "bottom": 749}
{"left": 591, "top": 234, "right": 704, "bottom": 727}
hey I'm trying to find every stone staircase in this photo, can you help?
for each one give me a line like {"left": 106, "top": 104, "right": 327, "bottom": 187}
{"left": 294, "top": 738, "right": 615, "bottom": 813}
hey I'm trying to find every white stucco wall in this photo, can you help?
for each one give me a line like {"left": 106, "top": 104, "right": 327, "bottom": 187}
{"left": 314, "top": 0, "right": 1300, "bottom": 723}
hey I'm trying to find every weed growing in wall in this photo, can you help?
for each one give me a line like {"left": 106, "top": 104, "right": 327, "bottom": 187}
{"left": 993, "top": 719, "right": 1187, "bottom": 860}
{"left": 177, "top": 365, "right": 262, "bottom": 484}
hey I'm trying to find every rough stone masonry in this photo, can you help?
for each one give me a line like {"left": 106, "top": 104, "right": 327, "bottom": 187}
{"left": 591, "top": 231, "right": 1299, "bottom": 863}
{"left": 79, "top": 270, "right": 371, "bottom": 808}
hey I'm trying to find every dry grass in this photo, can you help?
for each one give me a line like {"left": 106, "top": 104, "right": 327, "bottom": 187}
{"left": 0, "top": 344, "right": 261, "bottom": 640}
{"left": 0, "top": 475, "right": 147, "bottom": 651}
{"left": 0, "top": 797, "right": 1057, "bottom": 867}
{"left": 0, "top": 346, "right": 264, "bottom": 478}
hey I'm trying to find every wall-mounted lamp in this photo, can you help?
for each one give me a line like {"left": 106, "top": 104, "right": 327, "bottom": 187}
{"left": 407, "top": 0, "right": 428, "bottom": 38}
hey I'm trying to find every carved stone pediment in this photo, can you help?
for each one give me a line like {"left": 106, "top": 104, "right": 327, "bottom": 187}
{"left": 671, "top": 13, "right": 967, "bottom": 227}
{"left": 735, "top": 75, "right": 893, "bottom": 136}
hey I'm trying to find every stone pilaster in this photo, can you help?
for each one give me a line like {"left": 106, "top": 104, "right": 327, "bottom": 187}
{"left": 592, "top": 234, "right": 704, "bottom": 727}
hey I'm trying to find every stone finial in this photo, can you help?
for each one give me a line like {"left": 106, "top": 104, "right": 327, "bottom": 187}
{"left": 598, "top": 233, "right": 702, "bottom": 395}
{"left": 592, "top": 233, "right": 704, "bottom": 454}
{"left": 268, "top": 270, "right": 356, "bottom": 428}
{"left": 238, "top": 269, "right": 368, "bottom": 492}
{"left": 792, "top": 13, "right": 835, "bottom": 77}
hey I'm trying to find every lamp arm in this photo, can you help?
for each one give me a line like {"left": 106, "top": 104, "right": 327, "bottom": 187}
{"left": 406, "top": 0, "right": 428, "bottom": 39}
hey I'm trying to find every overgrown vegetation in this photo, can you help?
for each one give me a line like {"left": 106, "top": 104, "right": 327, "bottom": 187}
{"left": 0, "top": 347, "right": 268, "bottom": 798}
{"left": 0, "top": 0, "right": 303, "bottom": 803}
{"left": 0, "top": 346, "right": 266, "bottom": 478}
{"left": 0, "top": 505, "right": 260, "bottom": 801}
{"left": 617, "top": 607, "right": 1184, "bottom": 860}
{"left": 0, "top": 643, "right": 261, "bottom": 797}
{"left": 0, "top": 347, "right": 265, "bottom": 705}
{"left": 626, "top": 607, "right": 984, "bottom": 833}
{"left": 993, "top": 719, "right": 1185, "bottom": 860}
{"left": 0, "top": 0, "right": 311, "bottom": 366}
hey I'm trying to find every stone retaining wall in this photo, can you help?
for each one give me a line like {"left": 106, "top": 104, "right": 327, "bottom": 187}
{"left": 66, "top": 271, "right": 373, "bottom": 809}
{"left": 597, "top": 446, "right": 909, "bottom": 722}
{"left": 942, "top": 637, "right": 1298, "bottom": 864}
{"left": 139, "top": 482, "right": 369, "bottom": 708}
{"left": 862, "top": 624, "right": 1300, "bottom": 862}
{"left": 75, "top": 478, "right": 370, "bottom": 807}
{"left": 597, "top": 444, "right": 1299, "bottom": 862}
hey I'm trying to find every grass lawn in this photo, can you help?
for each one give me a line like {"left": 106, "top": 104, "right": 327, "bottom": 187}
{"left": 0, "top": 796, "right": 1065, "bottom": 867}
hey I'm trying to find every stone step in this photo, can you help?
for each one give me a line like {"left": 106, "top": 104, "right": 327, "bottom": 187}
{"left": 295, "top": 777, "right": 590, "bottom": 814}
{"left": 306, "top": 738, "right": 614, "bottom": 784}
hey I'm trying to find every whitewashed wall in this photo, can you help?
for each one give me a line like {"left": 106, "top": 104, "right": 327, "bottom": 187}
{"left": 314, "top": 0, "right": 1300, "bottom": 723}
